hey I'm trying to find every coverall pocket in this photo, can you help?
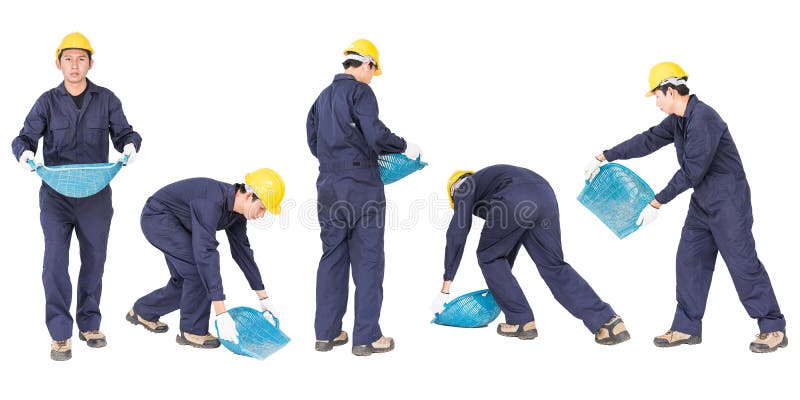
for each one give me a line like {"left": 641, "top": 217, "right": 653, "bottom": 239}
{"left": 49, "top": 121, "right": 71, "bottom": 148}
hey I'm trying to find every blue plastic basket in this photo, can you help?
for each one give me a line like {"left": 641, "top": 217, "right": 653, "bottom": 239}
{"left": 577, "top": 163, "right": 655, "bottom": 239}
{"left": 28, "top": 156, "right": 127, "bottom": 198}
{"left": 377, "top": 153, "right": 427, "bottom": 184}
{"left": 214, "top": 307, "right": 291, "bottom": 360}
{"left": 432, "top": 289, "right": 501, "bottom": 328}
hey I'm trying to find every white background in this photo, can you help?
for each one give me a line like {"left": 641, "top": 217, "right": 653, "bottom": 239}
{"left": 1, "top": 0, "right": 796, "bottom": 398}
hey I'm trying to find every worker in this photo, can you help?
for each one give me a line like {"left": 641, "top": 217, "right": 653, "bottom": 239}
{"left": 432, "top": 165, "right": 630, "bottom": 345}
{"left": 583, "top": 62, "right": 787, "bottom": 353}
{"left": 11, "top": 32, "right": 142, "bottom": 361}
{"left": 307, "top": 39, "right": 422, "bottom": 356}
{"left": 126, "top": 169, "right": 283, "bottom": 350}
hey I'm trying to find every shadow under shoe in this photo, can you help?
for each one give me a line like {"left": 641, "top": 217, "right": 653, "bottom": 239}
{"left": 497, "top": 321, "right": 538, "bottom": 340}
{"left": 352, "top": 336, "right": 395, "bottom": 356}
{"left": 51, "top": 339, "right": 72, "bottom": 361}
{"left": 316, "top": 331, "right": 349, "bottom": 352}
{"left": 653, "top": 329, "right": 701, "bottom": 348}
{"left": 750, "top": 330, "right": 788, "bottom": 353}
{"left": 176, "top": 332, "right": 221, "bottom": 349}
{"left": 126, "top": 308, "right": 169, "bottom": 333}
{"left": 595, "top": 316, "right": 631, "bottom": 345}
{"left": 79, "top": 330, "right": 107, "bottom": 348}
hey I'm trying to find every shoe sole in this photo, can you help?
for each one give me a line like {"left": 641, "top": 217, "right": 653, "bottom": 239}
{"left": 50, "top": 350, "right": 72, "bottom": 361}
{"left": 352, "top": 340, "right": 395, "bottom": 356}
{"left": 653, "top": 335, "right": 702, "bottom": 348}
{"left": 596, "top": 330, "right": 631, "bottom": 345}
{"left": 176, "top": 334, "right": 220, "bottom": 349}
{"left": 126, "top": 310, "right": 169, "bottom": 333}
{"left": 497, "top": 325, "right": 538, "bottom": 340}
{"left": 315, "top": 337, "right": 349, "bottom": 352}
{"left": 750, "top": 336, "right": 789, "bottom": 353}
{"left": 78, "top": 332, "right": 107, "bottom": 348}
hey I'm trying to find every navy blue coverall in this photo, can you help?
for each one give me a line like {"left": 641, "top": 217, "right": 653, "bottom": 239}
{"left": 307, "top": 74, "right": 407, "bottom": 346}
{"left": 133, "top": 179, "right": 266, "bottom": 335}
{"left": 445, "top": 165, "right": 616, "bottom": 333}
{"left": 11, "top": 80, "right": 142, "bottom": 341}
{"left": 604, "top": 95, "right": 785, "bottom": 336}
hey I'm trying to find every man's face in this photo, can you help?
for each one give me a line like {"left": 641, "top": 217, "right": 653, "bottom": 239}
{"left": 243, "top": 194, "right": 267, "bottom": 220}
{"left": 56, "top": 49, "right": 93, "bottom": 84}
{"left": 653, "top": 87, "right": 677, "bottom": 115}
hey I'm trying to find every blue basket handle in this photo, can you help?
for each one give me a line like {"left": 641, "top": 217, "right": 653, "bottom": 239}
{"left": 27, "top": 159, "right": 37, "bottom": 171}
{"left": 262, "top": 310, "right": 279, "bottom": 329}
{"left": 119, "top": 154, "right": 130, "bottom": 165}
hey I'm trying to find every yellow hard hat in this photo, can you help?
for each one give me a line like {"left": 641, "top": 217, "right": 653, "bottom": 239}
{"left": 244, "top": 168, "right": 285, "bottom": 215}
{"left": 344, "top": 38, "right": 381, "bottom": 76}
{"left": 56, "top": 32, "right": 94, "bottom": 59}
{"left": 447, "top": 170, "right": 474, "bottom": 209}
{"left": 646, "top": 62, "right": 688, "bottom": 96}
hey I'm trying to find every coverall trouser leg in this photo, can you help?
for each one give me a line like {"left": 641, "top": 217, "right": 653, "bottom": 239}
{"left": 40, "top": 185, "right": 112, "bottom": 340}
{"left": 138, "top": 212, "right": 211, "bottom": 335}
{"left": 672, "top": 194, "right": 785, "bottom": 335}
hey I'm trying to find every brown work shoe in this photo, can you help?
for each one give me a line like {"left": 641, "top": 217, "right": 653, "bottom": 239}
{"left": 79, "top": 330, "right": 107, "bottom": 348}
{"left": 595, "top": 316, "right": 631, "bottom": 345}
{"left": 750, "top": 330, "right": 788, "bottom": 353}
{"left": 352, "top": 336, "right": 395, "bottom": 356}
{"left": 316, "top": 331, "right": 349, "bottom": 352}
{"left": 497, "top": 321, "right": 538, "bottom": 340}
{"left": 126, "top": 308, "right": 169, "bottom": 333}
{"left": 653, "top": 329, "right": 701, "bottom": 347}
{"left": 176, "top": 332, "right": 221, "bottom": 349}
{"left": 51, "top": 339, "right": 72, "bottom": 361}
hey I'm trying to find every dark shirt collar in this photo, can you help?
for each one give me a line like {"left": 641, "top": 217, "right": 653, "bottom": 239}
{"left": 225, "top": 184, "right": 237, "bottom": 213}
{"left": 333, "top": 73, "right": 356, "bottom": 82}
{"left": 55, "top": 78, "right": 99, "bottom": 96}
{"left": 682, "top": 94, "right": 698, "bottom": 118}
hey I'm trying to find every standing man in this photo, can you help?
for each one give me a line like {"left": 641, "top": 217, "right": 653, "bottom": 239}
{"left": 307, "top": 39, "right": 422, "bottom": 356}
{"left": 432, "top": 166, "right": 630, "bottom": 345}
{"left": 584, "top": 62, "right": 787, "bottom": 353}
{"left": 11, "top": 32, "right": 142, "bottom": 361}
{"left": 127, "top": 170, "right": 283, "bottom": 350}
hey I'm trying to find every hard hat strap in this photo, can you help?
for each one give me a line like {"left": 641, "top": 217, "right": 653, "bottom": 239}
{"left": 344, "top": 53, "right": 376, "bottom": 65}
{"left": 659, "top": 77, "right": 687, "bottom": 87}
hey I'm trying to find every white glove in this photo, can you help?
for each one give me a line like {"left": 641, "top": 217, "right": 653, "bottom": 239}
{"left": 583, "top": 156, "right": 606, "bottom": 182}
{"left": 403, "top": 141, "right": 422, "bottom": 160}
{"left": 216, "top": 312, "right": 239, "bottom": 344}
{"left": 19, "top": 150, "right": 35, "bottom": 172}
{"left": 430, "top": 292, "right": 450, "bottom": 314}
{"left": 259, "top": 297, "right": 276, "bottom": 325}
{"left": 636, "top": 204, "right": 659, "bottom": 227}
{"left": 122, "top": 143, "right": 137, "bottom": 165}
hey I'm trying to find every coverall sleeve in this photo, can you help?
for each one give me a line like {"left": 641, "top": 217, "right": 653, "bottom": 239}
{"left": 189, "top": 199, "right": 226, "bottom": 301}
{"left": 225, "top": 219, "right": 266, "bottom": 291}
{"left": 107, "top": 92, "right": 142, "bottom": 153}
{"left": 654, "top": 116, "right": 725, "bottom": 204}
{"left": 306, "top": 102, "right": 318, "bottom": 157}
{"left": 11, "top": 95, "right": 47, "bottom": 160}
{"left": 443, "top": 189, "right": 475, "bottom": 281}
{"left": 352, "top": 86, "right": 407, "bottom": 154}
{"left": 603, "top": 117, "right": 675, "bottom": 162}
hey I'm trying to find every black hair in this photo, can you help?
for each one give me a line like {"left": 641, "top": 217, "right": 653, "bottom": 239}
{"left": 59, "top": 48, "right": 92, "bottom": 61}
{"left": 234, "top": 183, "right": 260, "bottom": 201}
{"left": 342, "top": 51, "right": 376, "bottom": 70}
{"left": 655, "top": 77, "right": 690, "bottom": 96}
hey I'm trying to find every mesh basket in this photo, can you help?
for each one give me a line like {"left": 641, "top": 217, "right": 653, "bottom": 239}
{"left": 28, "top": 156, "right": 127, "bottom": 198}
{"left": 215, "top": 307, "right": 291, "bottom": 360}
{"left": 577, "top": 163, "right": 655, "bottom": 239}
{"left": 377, "top": 153, "right": 427, "bottom": 184}
{"left": 432, "top": 289, "right": 501, "bottom": 328}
